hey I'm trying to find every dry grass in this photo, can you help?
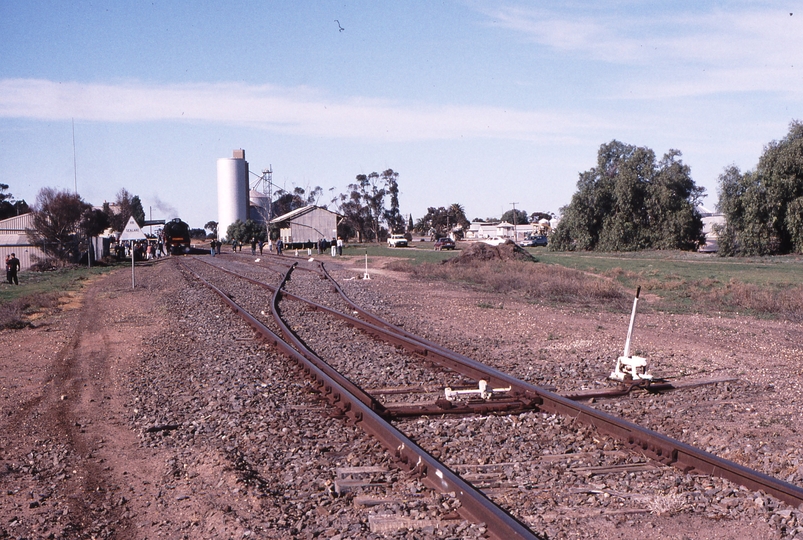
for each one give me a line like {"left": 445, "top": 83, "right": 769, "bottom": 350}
{"left": 647, "top": 492, "right": 688, "bottom": 516}
{"left": 388, "top": 258, "right": 627, "bottom": 310}
{"left": 0, "top": 292, "right": 62, "bottom": 329}
{"left": 710, "top": 281, "right": 803, "bottom": 321}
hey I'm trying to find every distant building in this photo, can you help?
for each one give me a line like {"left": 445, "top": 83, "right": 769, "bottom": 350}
{"left": 699, "top": 207, "right": 726, "bottom": 253}
{"left": 466, "top": 221, "right": 539, "bottom": 242}
{"left": 0, "top": 213, "right": 47, "bottom": 270}
{"left": 269, "top": 205, "right": 341, "bottom": 245}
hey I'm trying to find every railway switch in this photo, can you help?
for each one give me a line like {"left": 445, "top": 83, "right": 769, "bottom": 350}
{"left": 444, "top": 379, "right": 512, "bottom": 401}
{"left": 610, "top": 286, "right": 653, "bottom": 382}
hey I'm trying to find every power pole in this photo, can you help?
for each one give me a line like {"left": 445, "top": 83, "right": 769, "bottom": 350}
{"left": 510, "top": 202, "right": 519, "bottom": 242}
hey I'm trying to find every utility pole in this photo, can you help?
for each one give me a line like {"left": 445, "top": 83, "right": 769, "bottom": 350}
{"left": 510, "top": 202, "right": 519, "bottom": 242}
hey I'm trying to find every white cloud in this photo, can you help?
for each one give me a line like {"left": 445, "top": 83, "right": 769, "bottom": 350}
{"left": 0, "top": 78, "right": 607, "bottom": 143}
{"left": 482, "top": 4, "right": 803, "bottom": 97}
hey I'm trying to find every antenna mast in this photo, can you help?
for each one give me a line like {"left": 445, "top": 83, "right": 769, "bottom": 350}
{"left": 72, "top": 118, "right": 77, "bottom": 194}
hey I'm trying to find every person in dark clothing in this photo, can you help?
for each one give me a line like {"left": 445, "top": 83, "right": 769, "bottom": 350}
{"left": 276, "top": 239, "right": 283, "bottom": 255}
{"left": 7, "top": 253, "right": 20, "bottom": 285}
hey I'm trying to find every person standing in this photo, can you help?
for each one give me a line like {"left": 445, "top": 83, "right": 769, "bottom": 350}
{"left": 258, "top": 239, "right": 264, "bottom": 255}
{"left": 7, "top": 253, "right": 20, "bottom": 285}
{"left": 210, "top": 240, "right": 217, "bottom": 256}
{"left": 250, "top": 237, "right": 257, "bottom": 255}
{"left": 336, "top": 237, "right": 343, "bottom": 256}
{"left": 276, "top": 238, "right": 283, "bottom": 255}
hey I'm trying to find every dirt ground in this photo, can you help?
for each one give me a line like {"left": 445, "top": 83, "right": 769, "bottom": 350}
{"left": 0, "top": 265, "right": 260, "bottom": 539}
{"left": 1, "top": 256, "right": 802, "bottom": 539}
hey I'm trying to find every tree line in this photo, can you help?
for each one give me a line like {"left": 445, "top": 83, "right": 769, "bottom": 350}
{"left": 551, "top": 120, "right": 803, "bottom": 256}
{"left": 23, "top": 119, "right": 803, "bottom": 267}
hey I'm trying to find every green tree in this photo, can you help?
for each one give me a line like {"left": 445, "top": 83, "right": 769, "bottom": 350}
{"left": 414, "top": 204, "right": 470, "bottom": 239}
{"left": 272, "top": 185, "right": 323, "bottom": 217}
{"left": 551, "top": 141, "right": 704, "bottom": 251}
{"left": 335, "top": 170, "right": 404, "bottom": 242}
{"left": 382, "top": 169, "right": 405, "bottom": 234}
{"left": 204, "top": 220, "right": 218, "bottom": 237}
{"left": 716, "top": 120, "right": 803, "bottom": 255}
{"left": 226, "top": 219, "right": 267, "bottom": 246}
{"left": 27, "top": 187, "right": 90, "bottom": 264}
{"left": 529, "top": 211, "right": 552, "bottom": 223}
{"left": 103, "top": 188, "right": 146, "bottom": 231}
{"left": 80, "top": 208, "right": 109, "bottom": 238}
{"left": 500, "top": 209, "right": 529, "bottom": 225}
{"left": 0, "top": 183, "right": 29, "bottom": 220}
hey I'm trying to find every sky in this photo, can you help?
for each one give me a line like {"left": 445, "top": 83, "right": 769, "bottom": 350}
{"left": 1, "top": 1, "right": 802, "bottom": 230}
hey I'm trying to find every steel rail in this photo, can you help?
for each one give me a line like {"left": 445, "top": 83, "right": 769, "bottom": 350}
{"left": 177, "top": 259, "right": 543, "bottom": 540}
{"left": 312, "top": 263, "right": 803, "bottom": 509}
{"left": 190, "top": 257, "right": 803, "bottom": 509}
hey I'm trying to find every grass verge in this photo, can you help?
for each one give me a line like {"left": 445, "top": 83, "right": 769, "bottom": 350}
{"left": 382, "top": 246, "right": 803, "bottom": 320}
{"left": 0, "top": 264, "right": 120, "bottom": 329}
{"left": 388, "top": 257, "right": 628, "bottom": 311}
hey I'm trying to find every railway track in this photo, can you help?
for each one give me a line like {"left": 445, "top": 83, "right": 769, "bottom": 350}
{"left": 177, "top": 254, "right": 803, "bottom": 538}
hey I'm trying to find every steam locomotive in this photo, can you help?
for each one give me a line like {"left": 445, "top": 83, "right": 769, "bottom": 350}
{"left": 162, "top": 218, "right": 192, "bottom": 255}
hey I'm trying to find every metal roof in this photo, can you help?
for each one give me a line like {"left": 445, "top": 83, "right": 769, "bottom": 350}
{"left": 269, "top": 205, "right": 341, "bottom": 224}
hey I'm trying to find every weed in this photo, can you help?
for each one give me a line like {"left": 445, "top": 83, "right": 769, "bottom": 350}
{"left": 402, "top": 259, "right": 627, "bottom": 310}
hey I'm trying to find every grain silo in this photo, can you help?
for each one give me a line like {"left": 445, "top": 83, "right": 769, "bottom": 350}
{"left": 217, "top": 149, "right": 249, "bottom": 241}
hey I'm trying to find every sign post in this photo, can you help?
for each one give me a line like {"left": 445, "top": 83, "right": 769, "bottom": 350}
{"left": 119, "top": 216, "right": 147, "bottom": 288}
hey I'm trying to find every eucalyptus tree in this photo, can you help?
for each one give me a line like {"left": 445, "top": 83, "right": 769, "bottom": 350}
{"left": 551, "top": 140, "right": 705, "bottom": 251}
{"left": 716, "top": 120, "right": 803, "bottom": 255}
{"left": 27, "top": 187, "right": 91, "bottom": 264}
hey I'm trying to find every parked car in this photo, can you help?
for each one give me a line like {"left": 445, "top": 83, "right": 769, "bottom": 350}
{"left": 480, "top": 237, "right": 507, "bottom": 246}
{"left": 433, "top": 237, "right": 455, "bottom": 250}
{"left": 387, "top": 234, "right": 408, "bottom": 247}
{"left": 531, "top": 235, "right": 548, "bottom": 247}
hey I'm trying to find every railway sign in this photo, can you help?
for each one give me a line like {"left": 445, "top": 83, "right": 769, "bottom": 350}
{"left": 120, "top": 216, "right": 146, "bottom": 241}
{"left": 119, "top": 216, "right": 146, "bottom": 288}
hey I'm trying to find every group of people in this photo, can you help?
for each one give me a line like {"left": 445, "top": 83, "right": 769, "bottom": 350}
{"left": 225, "top": 238, "right": 284, "bottom": 255}
{"left": 5, "top": 253, "right": 20, "bottom": 285}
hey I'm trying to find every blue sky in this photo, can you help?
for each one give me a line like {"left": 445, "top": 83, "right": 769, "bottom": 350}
{"left": 1, "top": 1, "right": 802, "bottom": 229}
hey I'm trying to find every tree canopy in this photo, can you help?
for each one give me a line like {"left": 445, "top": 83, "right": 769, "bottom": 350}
{"left": 103, "top": 188, "right": 145, "bottom": 232}
{"left": 272, "top": 186, "right": 323, "bottom": 218}
{"left": 27, "top": 187, "right": 91, "bottom": 264}
{"left": 500, "top": 209, "right": 529, "bottom": 225}
{"left": 550, "top": 141, "right": 705, "bottom": 252}
{"left": 414, "top": 203, "right": 470, "bottom": 238}
{"left": 0, "top": 183, "right": 29, "bottom": 220}
{"left": 226, "top": 219, "right": 267, "bottom": 245}
{"left": 716, "top": 120, "right": 803, "bottom": 256}
{"left": 335, "top": 169, "right": 403, "bottom": 242}
{"left": 204, "top": 221, "right": 218, "bottom": 237}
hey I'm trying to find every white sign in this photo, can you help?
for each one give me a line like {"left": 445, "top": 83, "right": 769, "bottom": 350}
{"left": 119, "top": 216, "right": 146, "bottom": 241}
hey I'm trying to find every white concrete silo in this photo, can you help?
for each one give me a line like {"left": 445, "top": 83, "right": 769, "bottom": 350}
{"left": 217, "top": 149, "right": 249, "bottom": 241}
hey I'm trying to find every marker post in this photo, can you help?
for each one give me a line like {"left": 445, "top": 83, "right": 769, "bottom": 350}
{"left": 119, "top": 216, "right": 147, "bottom": 289}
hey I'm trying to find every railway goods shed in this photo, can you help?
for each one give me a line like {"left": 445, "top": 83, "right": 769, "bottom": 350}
{"left": 269, "top": 204, "right": 340, "bottom": 247}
